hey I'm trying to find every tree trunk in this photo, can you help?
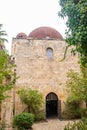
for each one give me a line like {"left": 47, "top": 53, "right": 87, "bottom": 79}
{"left": 85, "top": 101, "right": 87, "bottom": 108}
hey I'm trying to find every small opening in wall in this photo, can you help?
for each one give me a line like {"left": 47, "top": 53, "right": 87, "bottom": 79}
{"left": 46, "top": 47, "right": 53, "bottom": 59}
{"left": 45, "top": 36, "right": 50, "bottom": 39}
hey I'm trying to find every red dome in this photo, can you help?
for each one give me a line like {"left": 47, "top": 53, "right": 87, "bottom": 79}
{"left": 16, "top": 32, "right": 27, "bottom": 39}
{"left": 28, "top": 26, "right": 63, "bottom": 39}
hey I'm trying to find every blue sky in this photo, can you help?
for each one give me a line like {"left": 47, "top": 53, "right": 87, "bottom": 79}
{"left": 0, "top": 0, "right": 67, "bottom": 53}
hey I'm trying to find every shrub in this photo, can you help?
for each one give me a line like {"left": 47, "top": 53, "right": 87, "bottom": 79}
{"left": 82, "top": 117, "right": 87, "bottom": 124}
{"left": 0, "top": 121, "right": 6, "bottom": 130}
{"left": 62, "top": 100, "right": 81, "bottom": 119}
{"left": 34, "top": 110, "right": 45, "bottom": 121}
{"left": 64, "top": 119, "right": 87, "bottom": 130}
{"left": 79, "top": 108, "right": 87, "bottom": 118}
{"left": 18, "top": 88, "right": 43, "bottom": 114}
{"left": 13, "top": 112, "right": 34, "bottom": 130}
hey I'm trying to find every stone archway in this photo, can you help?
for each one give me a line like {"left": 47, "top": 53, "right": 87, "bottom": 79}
{"left": 46, "top": 92, "right": 59, "bottom": 118}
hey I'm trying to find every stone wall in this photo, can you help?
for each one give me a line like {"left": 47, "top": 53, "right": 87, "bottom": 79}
{"left": 11, "top": 38, "right": 80, "bottom": 114}
{"left": 1, "top": 89, "right": 14, "bottom": 130}
{"left": 1, "top": 37, "right": 80, "bottom": 129}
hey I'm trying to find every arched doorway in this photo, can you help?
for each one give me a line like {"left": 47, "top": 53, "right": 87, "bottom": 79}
{"left": 46, "top": 92, "right": 58, "bottom": 118}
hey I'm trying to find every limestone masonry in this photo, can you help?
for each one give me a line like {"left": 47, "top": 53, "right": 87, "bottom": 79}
{"left": 1, "top": 26, "right": 80, "bottom": 129}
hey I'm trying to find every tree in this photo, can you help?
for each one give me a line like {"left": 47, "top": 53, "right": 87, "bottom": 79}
{"left": 0, "top": 24, "right": 16, "bottom": 112}
{"left": 59, "top": 0, "right": 87, "bottom": 67}
{"left": 66, "top": 70, "right": 87, "bottom": 101}
{"left": 58, "top": 0, "right": 87, "bottom": 118}
{"left": 66, "top": 70, "right": 87, "bottom": 117}
{"left": 0, "top": 24, "right": 8, "bottom": 49}
{"left": 0, "top": 50, "right": 16, "bottom": 102}
{"left": 0, "top": 24, "right": 17, "bottom": 125}
{"left": 18, "top": 88, "right": 44, "bottom": 114}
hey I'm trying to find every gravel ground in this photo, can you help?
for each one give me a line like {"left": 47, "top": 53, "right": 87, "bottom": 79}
{"left": 32, "top": 118, "right": 75, "bottom": 130}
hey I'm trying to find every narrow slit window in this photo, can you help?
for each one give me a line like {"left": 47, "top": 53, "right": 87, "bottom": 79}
{"left": 46, "top": 48, "right": 53, "bottom": 59}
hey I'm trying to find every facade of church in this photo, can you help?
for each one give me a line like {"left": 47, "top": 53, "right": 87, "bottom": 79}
{"left": 1, "top": 26, "right": 80, "bottom": 129}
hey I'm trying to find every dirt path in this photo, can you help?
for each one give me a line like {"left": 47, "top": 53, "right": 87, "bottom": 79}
{"left": 32, "top": 118, "right": 75, "bottom": 130}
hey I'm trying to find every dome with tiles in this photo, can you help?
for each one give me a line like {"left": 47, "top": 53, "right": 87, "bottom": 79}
{"left": 28, "top": 26, "right": 63, "bottom": 39}
{"left": 16, "top": 32, "right": 27, "bottom": 39}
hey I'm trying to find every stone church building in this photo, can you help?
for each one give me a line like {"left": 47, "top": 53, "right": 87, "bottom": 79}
{"left": 1, "top": 26, "right": 80, "bottom": 128}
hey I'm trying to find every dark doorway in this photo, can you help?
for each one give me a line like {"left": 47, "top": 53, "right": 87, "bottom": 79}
{"left": 46, "top": 92, "right": 58, "bottom": 118}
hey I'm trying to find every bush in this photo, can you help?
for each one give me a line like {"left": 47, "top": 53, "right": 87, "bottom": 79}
{"left": 64, "top": 119, "right": 87, "bottom": 130}
{"left": 34, "top": 110, "right": 45, "bottom": 121}
{"left": 18, "top": 88, "right": 43, "bottom": 114}
{"left": 13, "top": 112, "right": 34, "bottom": 130}
{"left": 62, "top": 100, "right": 81, "bottom": 119}
{"left": 79, "top": 108, "right": 87, "bottom": 117}
{"left": 0, "top": 121, "right": 6, "bottom": 130}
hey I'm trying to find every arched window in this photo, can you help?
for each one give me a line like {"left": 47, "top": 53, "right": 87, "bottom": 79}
{"left": 46, "top": 47, "right": 53, "bottom": 59}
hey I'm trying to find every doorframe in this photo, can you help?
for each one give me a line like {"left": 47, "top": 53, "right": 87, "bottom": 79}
{"left": 45, "top": 92, "right": 61, "bottom": 119}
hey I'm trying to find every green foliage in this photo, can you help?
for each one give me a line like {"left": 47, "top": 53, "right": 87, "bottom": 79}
{"left": 13, "top": 112, "right": 34, "bottom": 130}
{"left": 59, "top": 0, "right": 87, "bottom": 67}
{"left": 0, "top": 121, "right": 6, "bottom": 130}
{"left": 64, "top": 119, "right": 87, "bottom": 130}
{"left": 65, "top": 70, "right": 87, "bottom": 118}
{"left": 18, "top": 88, "right": 44, "bottom": 115}
{"left": 59, "top": 2, "right": 87, "bottom": 118}
{"left": 34, "top": 110, "right": 45, "bottom": 121}
{"left": 62, "top": 100, "right": 81, "bottom": 119}
{"left": 0, "top": 24, "right": 16, "bottom": 103}
{"left": 0, "top": 50, "right": 16, "bottom": 101}
{"left": 66, "top": 70, "right": 87, "bottom": 104}
{"left": 0, "top": 24, "right": 8, "bottom": 49}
